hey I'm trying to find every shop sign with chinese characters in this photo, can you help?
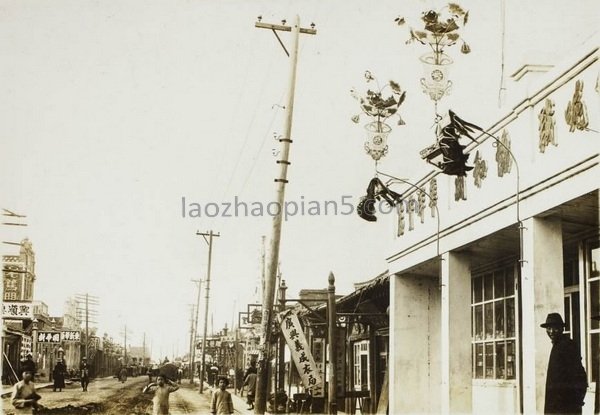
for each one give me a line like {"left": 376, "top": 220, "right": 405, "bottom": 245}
{"left": 37, "top": 332, "right": 61, "bottom": 343}
{"left": 280, "top": 311, "right": 323, "bottom": 390}
{"left": 2, "top": 302, "right": 34, "bottom": 319}
{"left": 61, "top": 331, "right": 81, "bottom": 342}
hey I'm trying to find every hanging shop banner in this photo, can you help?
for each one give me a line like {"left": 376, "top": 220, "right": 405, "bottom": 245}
{"left": 37, "top": 331, "right": 61, "bottom": 343}
{"left": 2, "top": 302, "right": 34, "bottom": 319}
{"left": 280, "top": 311, "right": 323, "bottom": 389}
{"left": 61, "top": 331, "right": 81, "bottom": 342}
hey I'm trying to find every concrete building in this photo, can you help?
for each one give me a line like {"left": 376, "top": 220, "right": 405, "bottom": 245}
{"left": 387, "top": 37, "right": 599, "bottom": 414}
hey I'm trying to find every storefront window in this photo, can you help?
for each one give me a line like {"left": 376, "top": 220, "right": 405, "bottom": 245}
{"left": 587, "top": 243, "right": 599, "bottom": 385}
{"left": 472, "top": 265, "right": 516, "bottom": 380}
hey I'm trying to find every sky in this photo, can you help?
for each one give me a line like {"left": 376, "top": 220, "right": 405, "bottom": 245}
{"left": 1, "top": 0, "right": 597, "bottom": 361}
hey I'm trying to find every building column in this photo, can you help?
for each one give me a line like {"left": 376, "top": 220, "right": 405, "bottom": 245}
{"left": 390, "top": 272, "right": 441, "bottom": 414}
{"left": 521, "top": 217, "right": 563, "bottom": 414}
{"left": 440, "top": 252, "right": 472, "bottom": 414}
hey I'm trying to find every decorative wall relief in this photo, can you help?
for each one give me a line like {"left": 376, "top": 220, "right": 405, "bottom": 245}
{"left": 473, "top": 150, "right": 487, "bottom": 188}
{"left": 417, "top": 191, "right": 426, "bottom": 224}
{"left": 407, "top": 197, "right": 416, "bottom": 231}
{"left": 495, "top": 129, "right": 513, "bottom": 177}
{"left": 565, "top": 80, "right": 589, "bottom": 132}
{"left": 397, "top": 203, "right": 405, "bottom": 237}
{"left": 429, "top": 178, "right": 438, "bottom": 218}
{"left": 455, "top": 175, "right": 467, "bottom": 201}
{"left": 538, "top": 98, "right": 557, "bottom": 153}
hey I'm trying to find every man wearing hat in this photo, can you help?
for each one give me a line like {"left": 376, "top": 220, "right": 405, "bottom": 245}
{"left": 541, "top": 312, "right": 588, "bottom": 414}
{"left": 80, "top": 356, "right": 90, "bottom": 392}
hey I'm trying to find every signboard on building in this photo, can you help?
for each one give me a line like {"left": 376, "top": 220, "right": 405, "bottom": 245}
{"left": 280, "top": 310, "right": 323, "bottom": 390}
{"left": 61, "top": 331, "right": 81, "bottom": 342}
{"left": 37, "top": 331, "right": 61, "bottom": 343}
{"left": 2, "top": 302, "right": 33, "bottom": 319}
{"left": 21, "top": 335, "right": 32, "bottom": 357}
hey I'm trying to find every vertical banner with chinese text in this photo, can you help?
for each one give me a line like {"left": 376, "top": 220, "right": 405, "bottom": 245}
{"left": 280, "top": 311, "right": 323, "bottom": 389}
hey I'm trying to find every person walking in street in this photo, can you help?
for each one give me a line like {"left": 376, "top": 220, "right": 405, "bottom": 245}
{"left": 541, "top": 312, "right": 588, "bottom": 414}
{"left": 119, "top": 365, "right": 128, "bottom": 383}
{"left": 80, "top": 357, "right": 90, "bottom": 392}
{"left": 243, "top": 365, "right": 257, "bottom": 410}
{"left": 210, "top": 376, "right": 234, "bottom": 414}
{"left": 20, "top": 354, "right": 36, "bottom": 380}
{"left": 143, "top": 374, "right": 179, "bottom": 415}
{"left": 11, "top": 369, "right": 42, "bottom": 414}
{"left": 52, "top": 359, "right": 66, "bottom": 392}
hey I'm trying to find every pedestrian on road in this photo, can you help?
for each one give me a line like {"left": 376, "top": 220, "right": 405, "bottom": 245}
{"left": 52, "top": 359, "right": 66, "bottom": 392}
{"left": 541, "top": 312, "right": 588, "bottom": 414}
{"left": 119, "top": 366, "right": 128, "bottom": 383}
{"left": 80, "top": 357, "right": 90, "bottom": 392}
{"left": 143, "top": 374, "right": 179, "bottom": 415}
{"left": 20, "top": 354, "right": 36, "bottom": 380}
{"left": 243, "top": 366, "right": 257, "bottom": 410}
{"left": 211, "top": 377, "right": 234, "bottom": 414}
{"left": 11, "top": 369, "right": 42, "bottom": 414}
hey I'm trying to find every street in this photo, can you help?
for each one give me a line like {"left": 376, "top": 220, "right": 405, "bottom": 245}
{"left": 2, "top": 376, "right": 251, "bottom": 414}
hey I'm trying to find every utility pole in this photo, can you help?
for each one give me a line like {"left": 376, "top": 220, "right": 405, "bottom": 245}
{"left": 254, "top": 15, "right": 316, "bottom": 415}
{"left": 188, "top": 304, "right": 195, "bottom": 383}
{"left": 143, "top": 332, "right": 146, "bottom": 367}
{"left": 196, "top": 230, "right": 220, "bottom": 393}
{"left": 75, "top": 294, "right": 98, "bottom": 360}
{"left": 327, "top": 272, "right": 337, "bottom": 414}
{"left": 191, "top": 279, "right": 203, "bottom": 384}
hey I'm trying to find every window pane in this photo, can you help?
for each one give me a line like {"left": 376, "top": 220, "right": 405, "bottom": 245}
{"left": 506, "top": 268, "right": 515, "bottom": 296}
{"left": 506, "top": 340, "right": 516, "bottom": 379}
{"left": 496, "top": 341, "right": 505, "bottom": 379}
{"left": 506, "top": 298, "right": 515, "bottom": 338}
{"left": 494, "top": 270, "right": 505, "bottom": 297}
{"left": 485, "top": 303, "right": 494, "bottom": 340}
{"left": 484, "top": 273, "right": 494, "bottom": 301}
{"left": 564, "top": 296, "right": 572, "bottom": 333}
{"left": 474, "top": 276, "right": 483, "bottom": 303}
{"left": 475, "top": 305, "right": 483, "bottom": 341}
{"left": 485, "top": 343, "right": 494, "bottom": 378}
{"left": 475, "top": 343, "right": 483, "bottom": 378}
{"left": 591, "top": 333, "right": 599, "bottom": 383}
{"left": 591, "top": 280, "right": 599, "bottom": 331}
{"left": 495, "top": 300, "right": 505, "bottom": 338}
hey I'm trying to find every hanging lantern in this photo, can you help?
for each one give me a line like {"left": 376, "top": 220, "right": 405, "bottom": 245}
{"left": 419, "top": 52, "right": 453, "bottom": 102}
{"left": 364, "top": 121, "right": 392, "bottom": 161}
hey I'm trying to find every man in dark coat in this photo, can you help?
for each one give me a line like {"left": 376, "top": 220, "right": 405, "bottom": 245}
{"left": 541, "top": 312, "right": 588, "bottom": 414}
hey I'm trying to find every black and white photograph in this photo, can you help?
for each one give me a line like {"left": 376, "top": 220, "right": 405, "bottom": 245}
{"left": 1, "top": 0, "right": 599, "bottom": 414}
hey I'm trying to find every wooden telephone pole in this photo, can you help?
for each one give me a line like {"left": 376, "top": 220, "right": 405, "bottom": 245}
{"left": 254, "top": 15, "right": 316, "bottom": 414}
{"left": 196, "top": 230, "right": 220, "bottom": 393}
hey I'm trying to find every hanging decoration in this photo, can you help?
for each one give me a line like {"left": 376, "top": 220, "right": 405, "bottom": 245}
{"left": 420, "top": 110, "right": 480, "bottom": 176}
{"left": 351, "top": 71, "right": 407, "bottom": 161}
{"left": 538, "top": 98, "right": 557, "bottom": 153}
{"left": 417, "top": 191, "right": 426, "bottom": 223}
{"left": 396, "top": 3, "right": 470, "bottom": 102}
{"left": 565, "top": 80, "right": 589, "bottom": 132}
{"left": 356, "top": 177, "right": 403, "bottom": 222}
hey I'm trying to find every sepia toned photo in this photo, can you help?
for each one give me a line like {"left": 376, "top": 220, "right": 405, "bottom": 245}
{"left": 1, "top": 1, "right": 599, "bottom": 414}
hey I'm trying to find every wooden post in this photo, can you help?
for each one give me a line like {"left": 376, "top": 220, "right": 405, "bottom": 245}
{"left": 328, "top": 272, "right": 337, "bottom": 414}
